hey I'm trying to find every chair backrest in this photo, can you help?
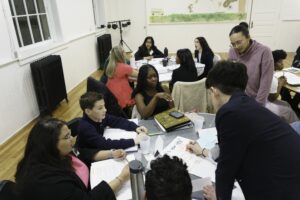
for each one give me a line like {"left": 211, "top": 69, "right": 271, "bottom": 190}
{"left": 86, "top": 77, "right": 128, "bottom": 118}
{"left": 213, "top": 54, "right": 221, "bottom": 67}
{"left": 67, "top": 117, "right": 81, "bottom": 137}
{"left": 0, "top": 180, "right": 17, "bottom": 200}
{"left": 171, "top": 78, "right": 211, "bottom": 113}
{"left": 131, "top": 105, "right": 141, "bottom": 119}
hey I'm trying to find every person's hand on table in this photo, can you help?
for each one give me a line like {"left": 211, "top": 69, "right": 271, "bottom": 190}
{"left": 186, "top": 141, "right": 208, "bottom": 157}
{"left": 112, "top": 149, "right": 126, "bottom": 160}
{"left": 136, "top": 126, "right": 148, "bottom": 134}
{"left": 134, "top": 132, "right": 147, "bottom": 145}
{"left": 203, "top": 185, "right": 216, "bottom": 200}
{"left": 278, "top": 76, "right": 287, "bottom": 87}
{"left": 117, "top": 164, "right": 130, "bottom": 183}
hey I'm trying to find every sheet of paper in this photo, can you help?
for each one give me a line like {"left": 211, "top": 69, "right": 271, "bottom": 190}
{"left": 128, "top": 118, "right": 138, "bottom": 125}
{"left": 90, "top": 159, "right": 131, "bottom": 200}
{"left": 185, "top": 113, "right": 204, "bottom": 130}
{"left": 126, "top": 153, "right": 135, "bottom": 162}
{"left": 104, "top": 129, "right": 138, "bottom": 152}
{"left": 283, "top": 67, "right": 300, "bottom": 73}
{"left": 189, "top": 158, "right": 217, "bottom": 181}
{"left": 197, "top": 127, "right": 218, "bottom": 149}
{"left": 162, "top": 136, "right": 199, "bottom": 169}
{"left": 192, "top": 177, "right": 212, "bottom": 192}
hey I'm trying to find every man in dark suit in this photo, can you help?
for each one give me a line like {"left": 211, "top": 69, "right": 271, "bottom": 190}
{"left": 187, "top": 61, "right": 300, "bottom": 200}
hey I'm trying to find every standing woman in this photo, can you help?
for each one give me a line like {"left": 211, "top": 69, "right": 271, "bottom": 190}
{"left": 106, "top": 45, "right": 138, "bottom": 115}
{"left": 132, "top": 64, "right": 173, "bottom": 119}
{"left": 134, "top": 36, "right": 164, "bottom": 61}
{"left": 15, "top": 118, "right": 129, "bottom": 200}
{"left": 170, "top": 49, "right": 198, "bottom": 91}
{"left": 194, "top": 37, "right": 214, "bottom": 80}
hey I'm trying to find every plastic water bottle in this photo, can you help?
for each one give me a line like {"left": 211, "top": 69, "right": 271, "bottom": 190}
{"left": 164, "top": 47, "right": 168, "bottom": 58}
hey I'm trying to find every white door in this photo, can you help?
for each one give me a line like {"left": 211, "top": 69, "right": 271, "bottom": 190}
{"left": 249, "top": 0, "right": 281, "bottom": 49}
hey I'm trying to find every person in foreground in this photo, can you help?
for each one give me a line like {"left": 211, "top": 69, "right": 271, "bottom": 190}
{"left": 144, "top": 155, "right": 192, "bottom": 200}
{"left": 187, "top": 60, "right": 300, "bottom": 200}
{"left": 77, "top": 92, "right": 148, "bottom": 151}
{"left": 14, "top": 118, "right": 129, "bottom": 200}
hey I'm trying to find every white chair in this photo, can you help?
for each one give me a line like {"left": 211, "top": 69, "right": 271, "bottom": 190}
{"left": 213, "top": 53, "right": 221, "bottom": 67}
{"left": 171, "top": 78, "right": 212, "bottom": 113}
{"left": 131, "top": 105, "right": 142, "bottom": 120}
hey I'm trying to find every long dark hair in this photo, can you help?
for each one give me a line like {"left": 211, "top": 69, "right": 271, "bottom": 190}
{"left": 141, "top": 36, "right": 156, "bottom": 49}
{"left": 195, "top": 37, "right": 214, "bottom": 55}
{"left": 132, "top": 64, "right": 164, "bottom": 98}
{"left": 177, "top": 49, "right": 197, "bottom": 73}
{"left": 15, "top": 118, "right": 73, "bottom": 183}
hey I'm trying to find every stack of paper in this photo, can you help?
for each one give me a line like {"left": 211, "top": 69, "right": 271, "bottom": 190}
{"left": 104, "top": 129, "right": 138, "bottom": 152}
{"left": 90, "top": 159, "right": 131, "bottom": 200}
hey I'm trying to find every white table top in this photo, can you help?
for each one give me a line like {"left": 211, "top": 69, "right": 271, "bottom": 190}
{"left": 133, "top": 58, "right": 205, "bottom": 82}
{"left": 90, "top": 113, "right": 244, "bottom": 200}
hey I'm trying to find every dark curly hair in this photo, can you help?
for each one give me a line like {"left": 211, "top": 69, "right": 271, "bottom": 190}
{"left": 206, "top": 60, "right": 248, "bottom": 95}
{"left": 145, "top": 155, "right": 192, "bottom": 200}
{"left": 272, "top": 49, "right": 287, "bottom": 63}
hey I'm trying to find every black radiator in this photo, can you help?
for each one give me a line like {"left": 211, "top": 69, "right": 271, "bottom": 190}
{"left": 30, "top": 55, "right": 68, "bottom": 116}
{"left": 97, "top": 34, "right": 112, "bottom": 69}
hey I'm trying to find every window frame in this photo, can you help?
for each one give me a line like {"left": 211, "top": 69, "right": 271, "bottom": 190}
{"left": 9, "top": 0, "right": 52, "bottom": 47}
{"left": 2, "top": 0, "right": 62, "bottom": 63}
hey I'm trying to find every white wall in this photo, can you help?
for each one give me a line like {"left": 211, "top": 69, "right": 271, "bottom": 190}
{"left": 0, "top": 1, "right": 14, "bottom": 64}
{"left": 0, "top": 0, "right": 102, "bottom": 144}
{"left": 105, "top": 0, "right": 300, "bottom": 53}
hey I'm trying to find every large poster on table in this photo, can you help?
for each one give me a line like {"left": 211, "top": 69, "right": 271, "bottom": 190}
{"left": 147, "top": 0, "right": 247, "bottom": 24}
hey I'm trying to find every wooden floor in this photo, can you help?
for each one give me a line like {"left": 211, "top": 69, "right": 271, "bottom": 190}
{"left": 0, "top": 52, "right": 295, "bottom": 181}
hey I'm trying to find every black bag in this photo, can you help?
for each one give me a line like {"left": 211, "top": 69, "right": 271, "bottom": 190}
{"left": 292, "top": 46, "right": 300, "bottom": 68}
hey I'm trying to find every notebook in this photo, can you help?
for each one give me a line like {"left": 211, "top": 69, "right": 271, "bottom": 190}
{"left": 154, "top": 108, "right": 192, "bottom": 132}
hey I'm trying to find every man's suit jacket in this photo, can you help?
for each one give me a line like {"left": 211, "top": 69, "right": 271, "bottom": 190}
{"left": 215, "top": 92, "right": 300, "bottom": 200}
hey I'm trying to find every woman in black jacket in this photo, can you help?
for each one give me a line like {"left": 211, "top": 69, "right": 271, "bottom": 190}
{"left": 14, "top": 118, "right": 129, "bottom": 200}
{"left": 134, "top": 36, "right": 164, "bottom": 60}
{"left": 194, "top": 37, "right": 214, "bottom": 80}
{"left": 169, "top": 49, "right": 198, "bottom": 91}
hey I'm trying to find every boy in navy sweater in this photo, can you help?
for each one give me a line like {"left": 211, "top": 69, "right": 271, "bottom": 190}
{"left": 76, "top": 92, "right": 147, "bottom": 150}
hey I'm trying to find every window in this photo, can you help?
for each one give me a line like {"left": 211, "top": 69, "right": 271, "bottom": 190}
{"left": 8, "top": 0, "right": 51, "bottom": 47}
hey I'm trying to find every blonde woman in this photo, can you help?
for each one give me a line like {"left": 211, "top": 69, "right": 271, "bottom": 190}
{"left": 106, "top": 45, "right": 138, "bottom": 113}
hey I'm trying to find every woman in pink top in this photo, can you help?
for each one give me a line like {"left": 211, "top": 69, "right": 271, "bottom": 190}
{"left": 15, "top": 118, "right": 129, "bottom": 200}
{"left": 106, "top": 45, "right": 138, "bottom": 111}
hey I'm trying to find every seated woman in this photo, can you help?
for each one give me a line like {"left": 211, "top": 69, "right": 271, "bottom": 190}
{"left": 265, "top": 50, "right": 298, "bottom": 123}
{"left": 106, "top": 45, "right": 138, "bottom": 114}
{"left": 274, "top": 49, "right": 300, "bottom": 115}
{"left": 194, "top": 37, "right": 214, "bottom": 80}
{"left": 169, "top": 49, "right": 198, "bottom": 91}
{"left": 15, "top": 118, "right": 129, "bottom": 200}
{"left": 132, "top": 64, "right": 173, "bottom": 119}
{"left": 134, "top": 36, "right": 164, "bottom": 61}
